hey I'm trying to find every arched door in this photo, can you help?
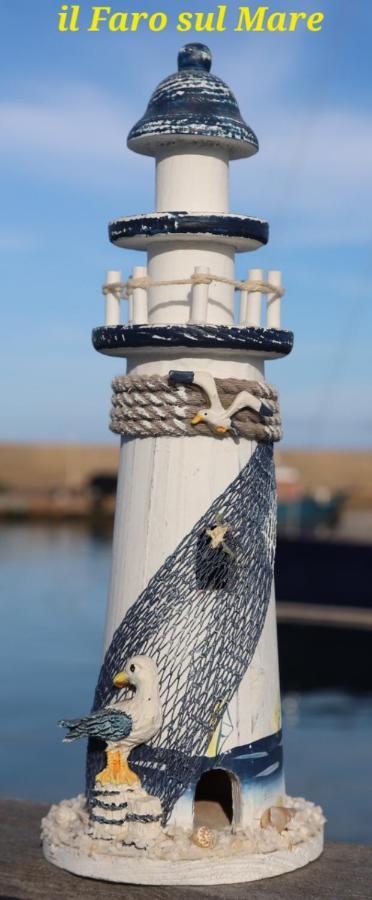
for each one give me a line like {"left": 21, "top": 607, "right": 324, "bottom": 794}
{"left": 193, "top": 768, "right": 241, "bottom": 831}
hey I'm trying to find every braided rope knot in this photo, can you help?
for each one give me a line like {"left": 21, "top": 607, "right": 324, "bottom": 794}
{"left": 110, "top": 374, "right": 282, "bottom": 442}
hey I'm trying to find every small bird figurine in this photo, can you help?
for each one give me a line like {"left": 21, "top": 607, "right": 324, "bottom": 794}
{"left": 205, "top": 517, "right": 235, "bottom": 558}
{"left": 59, "top": 655, "right": 162, "bottom": 786}
{"left": 169, "top": 370, "right": 273, "bottom": 436}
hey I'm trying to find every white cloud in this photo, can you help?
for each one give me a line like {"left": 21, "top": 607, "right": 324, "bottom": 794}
{"left": 0, "top": 86, "right": 119, "bottom": 156}
{"left": 0, "top": 83, "right": 148, "bottom": 188}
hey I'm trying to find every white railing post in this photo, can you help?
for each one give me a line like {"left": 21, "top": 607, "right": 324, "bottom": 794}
{"left": 239, "top": 279, "right": 248, "bottom": 325}
{"left": 126, "top": 278, "right": 134, "bottom": 325}
{"left": 190, "top": 266, "right": 210, "bottom": 324}
{"left": 131, "top": 265, "right": 148, "bottom": 324}
{"left": 245, "top": 268, "right": 262, "bottom": 327}
{"left": 104, "top": 270, "right": 121, "bottom": 326}
{"left": 267, "top": 270, "right": 282, "bottom": 329}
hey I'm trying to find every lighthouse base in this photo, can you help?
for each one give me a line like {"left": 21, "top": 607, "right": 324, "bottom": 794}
{"left": 42, "top": 794, "right": 324, "bottom": 886}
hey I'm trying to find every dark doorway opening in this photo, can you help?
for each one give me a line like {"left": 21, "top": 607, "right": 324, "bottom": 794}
{"left": 193, "top": 769, "right": 240, "bottom": 831}
{"left": 195, "top": 527, "right": 236, "bottom": 591}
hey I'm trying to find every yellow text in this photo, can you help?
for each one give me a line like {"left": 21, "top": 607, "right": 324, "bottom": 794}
{"left": 235, "top": 6, "right": 324, "bottom": 31}
{"left": 88, "top": 6, "right": 167, "bottom": 31}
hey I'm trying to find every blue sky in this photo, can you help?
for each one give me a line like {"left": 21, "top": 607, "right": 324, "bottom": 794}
{"left": 1, "top": 0, "right": 371, "bottom": 447}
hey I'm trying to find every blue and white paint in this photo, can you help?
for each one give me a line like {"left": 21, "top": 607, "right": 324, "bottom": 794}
{"left": 128, "top": 43, "right": 259, "bottom": 159}
{"left": 92, "top": 322, "right": 294, "bottom": 358}
{"left": 108, "top": 211, "right": 268, "bottom": 250}
{"left": 170, "top": 730, "right": 284, "bottom": 828}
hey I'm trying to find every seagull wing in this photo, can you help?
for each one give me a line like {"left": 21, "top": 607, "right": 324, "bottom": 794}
{"left": 228, "top": 391, "right": 273, "bottom": 418}
{"left": 59, "top": 708, "right": 132, "bottom": 743}
{"left": 191, "top": 371, "right": 224, "bottom": 411}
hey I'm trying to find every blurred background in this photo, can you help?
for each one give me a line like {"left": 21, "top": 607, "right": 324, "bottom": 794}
{"left": 0, "top": 0, "right": 371, "bottom": 844}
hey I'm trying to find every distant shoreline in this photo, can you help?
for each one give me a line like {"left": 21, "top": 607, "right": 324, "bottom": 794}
{"left": 0, "top": 443, "right": 371, "bottom": 540}
{"left": 0, "top": 441, "right": 371, "bottom": 492}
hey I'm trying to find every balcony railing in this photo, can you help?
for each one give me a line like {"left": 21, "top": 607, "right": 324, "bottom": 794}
{"left": 102, "top": 267, "right": 284, "bottom": 330}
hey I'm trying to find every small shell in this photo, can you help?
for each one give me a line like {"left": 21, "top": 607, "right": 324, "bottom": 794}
{"left": 191, "top": 825, "right": 216, "bottom": 849}
{"left": 260, "top": 806, "right": 294, "bottom": 833}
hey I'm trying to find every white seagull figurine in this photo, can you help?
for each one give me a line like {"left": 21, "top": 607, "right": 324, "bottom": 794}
{"left": 59, "top": 655, "right": 162, "bottom": 786}
{"left": 169, "top": 370, "right": 273, "bottom": 436}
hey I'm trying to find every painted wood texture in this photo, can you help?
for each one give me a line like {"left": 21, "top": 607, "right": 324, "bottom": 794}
{"left": 109, "top": 212, "right": 268, "bottom": 250}
{"left": 103, "top": 359, "right": 284, "bottom": 826}
{"left": 95, "top": 39, "right": 288, "bottom": 837}
{"left": 92, "top": 324, "right": 293, "bottom": 356}
{"left": 155, "top": 148, "right": 229, "bottom": 213}
{"left": 127, "top": 43, "right": 259, "bottom": 159}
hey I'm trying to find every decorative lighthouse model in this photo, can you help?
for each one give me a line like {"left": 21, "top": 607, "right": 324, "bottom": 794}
{"left": 42, "top": 43, "right": 324, "bottom": 885}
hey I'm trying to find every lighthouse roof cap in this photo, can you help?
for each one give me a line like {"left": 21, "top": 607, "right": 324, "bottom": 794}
{"left": 127, "top": 43, "right": 259, "bottom": 159}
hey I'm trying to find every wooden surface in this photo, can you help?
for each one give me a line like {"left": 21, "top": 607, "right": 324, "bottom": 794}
{"left": 276, "top": 601, "right": 372, "bottom": 630}
{"left": 0, "top": 799, "right": 370, "bottom": 899}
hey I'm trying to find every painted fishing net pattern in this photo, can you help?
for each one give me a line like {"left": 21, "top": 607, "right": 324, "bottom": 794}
{"left": 86, "top": 442, "right": 276, "bottom": 822}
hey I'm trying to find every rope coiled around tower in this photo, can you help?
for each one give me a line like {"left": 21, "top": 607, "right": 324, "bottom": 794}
{"left": 110, "top": 374, "right": 282, "bottom": 441}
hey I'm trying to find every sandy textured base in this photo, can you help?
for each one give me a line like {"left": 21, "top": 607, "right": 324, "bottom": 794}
{"left": 43, "top": 830, "right": 323, "bottom": 885}
{"left": 42, "top": 794, "right": 324, "bottom": 886}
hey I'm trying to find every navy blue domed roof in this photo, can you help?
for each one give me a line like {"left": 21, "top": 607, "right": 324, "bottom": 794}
{"left": 127, "top": 43, "right": 258, "bottom": 159}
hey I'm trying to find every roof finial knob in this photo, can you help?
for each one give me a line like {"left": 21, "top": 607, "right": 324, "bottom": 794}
{"left": 178, "top": 43, "right": 212, "bottom": 72}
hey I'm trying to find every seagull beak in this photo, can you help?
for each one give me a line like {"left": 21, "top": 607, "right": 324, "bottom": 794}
{"left": 113, "top": 671, "right": 130, "bottom": 688}
{"left": 191, "top": 414, "right": 203, "bottom": 425}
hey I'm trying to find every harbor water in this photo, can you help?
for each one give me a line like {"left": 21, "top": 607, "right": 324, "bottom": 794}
{"left": 0, "top": 523, "right": 371, "bottom": 844}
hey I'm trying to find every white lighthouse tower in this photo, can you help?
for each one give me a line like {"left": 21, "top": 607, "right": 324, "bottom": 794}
{"left": 96, "top": 40, "right": 288, "bottom": 826}
{"left": 43, "top": 43, "right": 324, "bottom": 886}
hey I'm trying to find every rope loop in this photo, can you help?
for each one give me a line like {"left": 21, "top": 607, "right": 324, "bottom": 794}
{"left": 110, "top": 373, "right": 282, "bottom": 442}
{"left": 102, "top": 274, "right": 284, "bottom": 302}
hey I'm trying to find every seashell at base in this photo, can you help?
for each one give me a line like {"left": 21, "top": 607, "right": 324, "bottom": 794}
{"left": 260, "top": 806, "right": 294, "bottom": 833}
{"left": 191, "top": 825, "right": 216, "bottom": 849}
